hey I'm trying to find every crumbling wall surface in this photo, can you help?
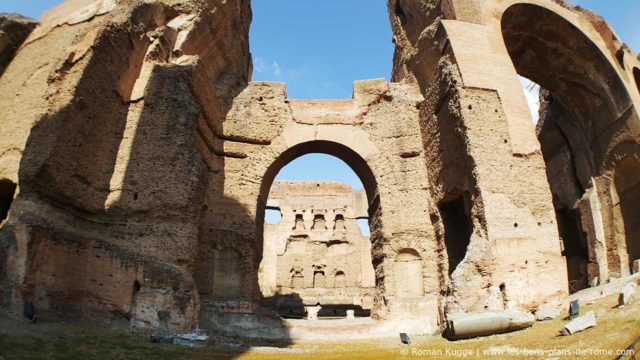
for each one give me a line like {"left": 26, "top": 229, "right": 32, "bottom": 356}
{"left": 419, "top": 56, "right": 567, "bottom": 314}
{"left": 389, "top": 0, "right": 640, "bottom": 316}
{"left": 495, "top": 0, "right": 640, "bottom": 283}
{"left": 0, "top": 0, "right": 251, "bottom": 332}
{"left": 195, "top": 78, "right": 440, "bottom": 336}
{"left": 260, "top": 181, "right": 374, "bottom": 308}
{"left": 0, "top": 13, "right": 36, "bottom": 76}
{"left": 387, "top": 0, "right": 445, "bottom": 89}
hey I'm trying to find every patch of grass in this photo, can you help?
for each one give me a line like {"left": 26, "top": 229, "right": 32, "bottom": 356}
{"left": 0, "top": 294, "right": 638, "bottom": 360}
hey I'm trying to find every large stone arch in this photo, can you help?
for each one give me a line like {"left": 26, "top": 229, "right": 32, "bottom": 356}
{"left": 498, "top": 2, "right": 640, "bottom": 289}
{"left": 193, "top": 80, "right": 440, "bottom": 337}
{"left": 387, "top": 0, "right": 638, "bottom": 313}
{"left": 255, "top": 138, "right": 383, "bottom": 261}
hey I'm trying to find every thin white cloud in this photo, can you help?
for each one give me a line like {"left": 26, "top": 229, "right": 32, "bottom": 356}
{"left": 272, "top": 61, "right": 282, "bottom": 77}
{"left": 252, "top": 56, "right": 283, "bottom": 79}
{"left": 253, "top": 56, "right": 268, "bottom": 74}
{"left": 518, "top": 75, "right": 541, "bottom": 125}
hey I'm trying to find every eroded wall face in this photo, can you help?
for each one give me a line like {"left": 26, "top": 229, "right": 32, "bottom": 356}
{"left": 1, "top": 0, "right": 638, "bottom": 339}
{"left": 194, "top": 79, "right": 441, "bottom": 335}
{"left": 260, "top": 181, "right": 375, "bottom": 313}
{"left": 0, "top": 0, "right": 251, "bottom": 332}
{"left": 388, "top": 0, "right": 640, "bottom": 312}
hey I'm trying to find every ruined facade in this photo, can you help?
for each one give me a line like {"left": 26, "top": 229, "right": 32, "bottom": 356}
{"left": 259, "top": 181, "right": 375, "bottom": 315}
{"left": 0, "top": 0, "right": 638, "bottom": 340}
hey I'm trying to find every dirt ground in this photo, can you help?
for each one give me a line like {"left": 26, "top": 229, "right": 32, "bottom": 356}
{"left": 0, "top": 294, "right": 638, "bottom": 360}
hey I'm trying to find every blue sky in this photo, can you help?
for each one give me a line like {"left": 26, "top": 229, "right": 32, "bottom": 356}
{"left": 3, "top": 0, "right": 638, "bottom": 230}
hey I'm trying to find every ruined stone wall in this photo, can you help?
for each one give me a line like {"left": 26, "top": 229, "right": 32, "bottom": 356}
{"left": 259, "top": 181, "right": 375, "bottom": 309}
{"left": 0, "top": 0, "right": 638, "bottom": 341}
{"left": 0, "top": 0, "right": 251, "bottom": 332}
{"left": 388, "top": 0, "right": 640, "bottom": 313}
{"left": 194, "top": 78, "right": 442, "bottom": 336}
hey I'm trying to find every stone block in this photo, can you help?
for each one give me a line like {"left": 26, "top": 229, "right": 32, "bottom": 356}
{"left": 353, "top": 79, "right": 390, "bottom": 99}
{"left": 173, "top": 330, "right": 209, "bottom": 348}
{"left": 535, "top": 307, "right": 561, "bottom": 321}
{"left": 306, "top": 306, "right": 321, "bottom": 320}
{"left": 446, "top": 310, "right": 534, "bottom": 339}
{"left": 618, "top": 282, "right": 637, "bottom": 307}
{"left": 561, "top": 311, "right": 596, "bottom": 335}
{"left": 346, "top": 310, "right": 355, "bottom": 319}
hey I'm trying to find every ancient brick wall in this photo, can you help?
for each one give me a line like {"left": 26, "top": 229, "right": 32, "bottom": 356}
{"left": 259, "top": 181, "right": 375, "bottom": 310}
{"left": 0, "top": 0, "right": 638, "bottom": 340}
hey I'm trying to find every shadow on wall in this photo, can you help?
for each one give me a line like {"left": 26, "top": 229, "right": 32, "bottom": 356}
{"left": 612, "top": 156, "right": 640, "bottom": 272}
{"left": 0, "top": 54, "right": 297, "bottom": 354}
{"left": 0, "top": 1, "right": 296, "bottom": 355}
{"left": 0, "top": 65, "right": 208, "bottom": 328}
{"left": 192, "top": 193, "right": 297, "bottom": 344}
{"left": 194, "top": 140, "right": 382, "bottom": 343}
{"left": 0, "top": 16, "right": 297, "bottom": 355}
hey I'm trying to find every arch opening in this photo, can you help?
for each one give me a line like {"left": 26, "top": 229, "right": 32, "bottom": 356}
{"left": 265, "top": 207, "right": 282, "bottom": 225}
{"left": 501, "top": 3, "right": 637, "bottom": 291}
{"left": 257, "top": 141, "right": 378, "bottom": 320}
{"left": 634, "top": 67, "right": 640, "bottom": 95}
{"left": 438, "top": 191, "right": 472, "bottom": 276}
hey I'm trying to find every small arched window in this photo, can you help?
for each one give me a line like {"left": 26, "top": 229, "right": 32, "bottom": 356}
{"left": 313, "top": 270, "right": 326, "bottom": 288}
{"left": 333, "top": 214, "right": 345, "bottom": 231}
{"left": 394, "top": 248, "right": 424, "bottom": 298}
{"left": 293, "top": 213, "right": 305, "bottom": 231}
{"left": 291, "top": 270, "right": 304, "bottom": 288}
{"left": 334, "top": 271, "right": 346, "bottom": 288}
{"left": 312, "top": 214, "right": 327, "bottom": 231}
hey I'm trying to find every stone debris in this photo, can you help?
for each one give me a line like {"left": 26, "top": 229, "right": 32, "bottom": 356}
{"left": 535, "top": 307, "right": 561, "bottom": 321}
{"left": 618, "top": 282, "right": 637, "bottom": 307}
{"left": 568, "top": 300, "right": 580, "bottom": 319}
{"left": 346, "top": 310, "right": 355, "bottom": 319}
{"left": 306, "top": 306, "right": 321, "bottom": 320}
{"left": 561, "top": 311, "right": 596, "bottom": 336}
{"left": 173, "top": 329, "right": 209, "bottom": 349}
{"left": 446, "top": 310, "right": 535, "bottom": 339}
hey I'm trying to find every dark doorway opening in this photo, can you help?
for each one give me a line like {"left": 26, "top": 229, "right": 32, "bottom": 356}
{"left": 556, "top": 207, "right": 588, "bottom": 292}
{"left": 439, "top": 193, "right": 472, "bottom": 276}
